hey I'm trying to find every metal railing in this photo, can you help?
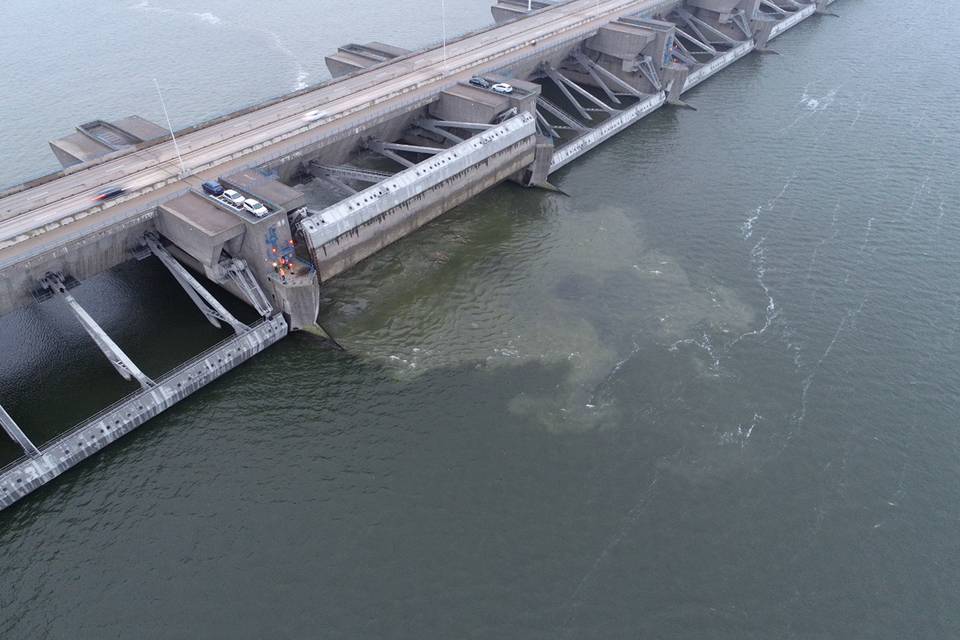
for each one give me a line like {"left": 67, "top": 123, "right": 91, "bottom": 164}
{"left": 266, "top": 256, "right": 315, "bottom": 286}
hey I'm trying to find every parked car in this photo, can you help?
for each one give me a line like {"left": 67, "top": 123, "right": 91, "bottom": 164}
{"left": 302, "top": 110, "right": 325, "bottom": 122}
{"left": 491, "top": 83, "right": 514, "bottom": 94}
{"left": 201, "top": 180, "right": 224, "bottom": 196}
{"left": 468, "top": 77, "right": 491, "bottom": 89}
{"left": 91, "top": 185, "right": 126, "bottom": 201}
{"left": 243, "top": 199, "right": 269, "bottom": 217}
{"left": 222, "top": 189, "right": 245, "bottom": 207}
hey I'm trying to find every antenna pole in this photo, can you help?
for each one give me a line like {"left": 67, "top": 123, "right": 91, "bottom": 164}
{"left": 154, "top": 79, "right": 187, "bottom": 175}
{"left": 441, "top": 0, "right": 448, "bottom": 72}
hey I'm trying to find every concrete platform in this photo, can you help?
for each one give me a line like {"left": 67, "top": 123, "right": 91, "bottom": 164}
{"left": 157, "top": 193, "right": 245, "bottom": 267}
{"left": 227, "top": 169, "right": 306, "bottom": 213}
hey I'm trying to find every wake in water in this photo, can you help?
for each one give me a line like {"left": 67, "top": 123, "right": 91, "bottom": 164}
{"left": 130, "top": 1, "right": 309, "bottom": 90}
{"left": 780, "top": 80, "right": 841, "bottom": 132}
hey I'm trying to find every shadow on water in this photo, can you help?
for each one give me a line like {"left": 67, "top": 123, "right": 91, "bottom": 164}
{"left": 0, "top": 258, "right": 263, "bottom": 454}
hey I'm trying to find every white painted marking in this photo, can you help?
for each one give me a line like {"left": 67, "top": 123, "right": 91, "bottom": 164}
{"left": 106, "top": 164, "right": 126, "bottom": 173}
{"left": 27, "top": 191, "right": 49, "bottom": 200}
{"left": 233, "top": 120, "right": 249, "bottom": 128}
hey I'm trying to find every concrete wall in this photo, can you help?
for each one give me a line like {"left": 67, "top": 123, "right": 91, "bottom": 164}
{"left": 303, "top": 114, "right": 537, "bottom": 280}
{"left": 0, "top": 212, "right": 157, "bottom": 317}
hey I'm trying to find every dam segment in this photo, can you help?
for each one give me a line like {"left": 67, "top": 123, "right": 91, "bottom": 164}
{"left": 0, "top": 0, "right": 839, "bottom": 510}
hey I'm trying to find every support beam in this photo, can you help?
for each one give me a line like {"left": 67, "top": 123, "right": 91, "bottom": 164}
{"left": 308, "top": 163, "right": 395, "bottom": 184}
{"left": 375, "top": 141, "right": 445, "bottom": 156}
{"left": 731, "top": 11, "right": 754, "bottom": 40}
{"left": 570, "top": 52, "right": 620, "bottom": 104}
{"left": 550, "top": 68, "right": 619, "bottom": 114}
{"left": 423, "top": 120, "right": 495, "bottom": 131}
{"left": 364, "top": 139, "right": 416, "bottom": 168}
{"left": 760, "top": 0, "right": 788, "bottom": 15}
{"left": 40, "top": 273, "right": 156, "bottom": 390}
{"left": 416, "top": 119, "right": 465, "bottom": 144}
{"left": 678, "top": 8, "right": 740, "bottom": 46}
{"left": 317, "top": 174, "right": 359, "bottom": 196}
{"left": 674, "top": 9, "right": 712, "bottom": 44}
{"left": 535, "top": 109, "right": 560, "bottom": 138}
{"left": 536, "top": 97, "right": 591, "bottom": 133}
{"left": 634, "top": 56, "right": 663, "bottom": 92}
{"left": 0, "top": 403, "right": 40, "bottom": 458}
{"left": 674, "top": 24, "right": 718, "bottom": 53}
{"left": 572, "top": 49, "right": 645, "bottom": 97}
{"left": 142, "top": 233, "right": 249, "bottom": 334}
{"left": 221, "top": 259, "right": 273, "bottom": 318}
{"left": 670, "top": 37, "right": 700, "bottom": 66}
{"left": 542, "top": 64, "right": 594, "bottom": 120}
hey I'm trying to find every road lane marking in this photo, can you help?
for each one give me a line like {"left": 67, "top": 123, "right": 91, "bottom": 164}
{"left": 26, "top": 191, "right": 49, "bottom": 200}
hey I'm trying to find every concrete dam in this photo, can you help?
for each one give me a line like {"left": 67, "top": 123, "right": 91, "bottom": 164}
{"left": 0, "top": 0, "right": 841, "bottom": 510}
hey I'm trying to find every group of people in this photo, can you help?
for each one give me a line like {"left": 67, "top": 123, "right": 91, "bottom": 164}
{"left": 272, "top": 256, "right": 297, "bottom": 279}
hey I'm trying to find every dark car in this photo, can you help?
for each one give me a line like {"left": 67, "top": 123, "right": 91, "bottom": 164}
{"left": 91, "top": 185, "right": 126, "bottom": 201}
{"left": 202, "top": 180, "right": 224, "bottom": 196}
{"left": 468, "top": 77, "right": 491, "bottom": 89}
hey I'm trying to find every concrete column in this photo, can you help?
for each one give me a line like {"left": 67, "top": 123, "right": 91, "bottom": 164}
{"left": 753, "top": 19, "right": 776, "bottom": 49}
{"left": 661, "top": 64, "right": 690, "bottom": 104}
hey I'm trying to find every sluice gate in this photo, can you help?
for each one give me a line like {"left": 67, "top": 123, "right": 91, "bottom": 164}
{"left": 0, "top": 316, "right": 287, "bottom": 510}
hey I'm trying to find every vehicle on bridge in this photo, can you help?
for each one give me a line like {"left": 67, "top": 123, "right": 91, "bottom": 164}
{"left": 243, "top": 199, "right": 268, "bottom": 217}
{"left": 201, "top": 180, "right": 224, "bottom": 196}
{"left": 222, "top": 189, "right": 245, "bottom": 207}
{"left": 491, "top": 82, "right": 513, "bottom": 94}
{"left": 91, "top": 185, "right": 126, "bottom": 201}
{"left": 302, "top": 110, "right": 325, "bottom": 122}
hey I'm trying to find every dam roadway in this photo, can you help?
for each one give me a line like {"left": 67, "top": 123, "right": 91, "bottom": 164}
{"left": 0, "top": 0, "right": 840, "bottom": 510}
{"left": 0, "top": 0, "right": 672, "bottom": 262}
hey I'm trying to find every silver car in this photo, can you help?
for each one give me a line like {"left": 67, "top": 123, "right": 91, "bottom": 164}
{"left": 243, "top": 199, "right": 269, "bottom": 217}
{"left": 222, "top": 189, "right": 245, "bottom": 207}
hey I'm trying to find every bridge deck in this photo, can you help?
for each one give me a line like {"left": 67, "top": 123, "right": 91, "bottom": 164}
{"left": 0, "top": 0, "right": 675, "bottom": 267}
